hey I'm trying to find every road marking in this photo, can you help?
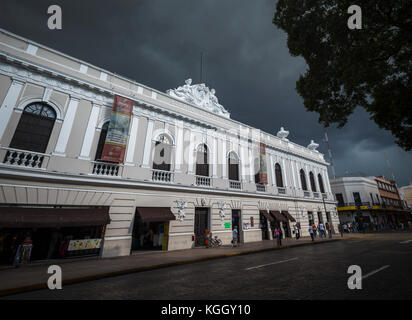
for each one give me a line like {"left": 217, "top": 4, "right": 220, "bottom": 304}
{"left": 245, "top": 257, "right": 298, "bottom": 271}
{"left": 399, "top": 240, "right": 412, "bottom": 244}
{"left": 362, "top": 265, "right": 390, "bottom": 280}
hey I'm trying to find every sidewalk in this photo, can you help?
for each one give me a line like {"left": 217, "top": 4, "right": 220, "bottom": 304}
{"left": 0, "top": 234, "right": 343, "bottom": 297}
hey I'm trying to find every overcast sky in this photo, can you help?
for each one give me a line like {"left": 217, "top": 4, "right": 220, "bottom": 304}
{"left": 1, "top": 0, "right": 411, "bottom": 186}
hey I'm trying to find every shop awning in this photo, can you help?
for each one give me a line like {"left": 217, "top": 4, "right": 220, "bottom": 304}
{"left": 260, "top": 210, "right": 274, "bottom": 222}
{"left": 0, "top": 207, "right": 111, "bottom": 228}
{"left": 282, "top": 211, "right": 296, "bottom": 222}
{"left": 136, "top": 207, "right": 176, "bottom": 223}
{"left": 269, "top": 210, "right": 288, "bottom": 222}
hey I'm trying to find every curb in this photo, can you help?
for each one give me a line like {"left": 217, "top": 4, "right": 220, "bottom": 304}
{"left": 0, "top": 238, "right": 343, "bottom": 298}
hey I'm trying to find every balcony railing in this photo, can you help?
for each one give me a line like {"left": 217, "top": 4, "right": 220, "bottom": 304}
{"left": 303, "top": 191, "right": 311, "bottom": 198}
{"left": 2, "top": 147, "right": 49, "bottom": 169}
{"left": 196, "top": 175, "right": 211, "bottom": 187}
{"left": 277, "top": 187, "right": 286, "bottom": 195}
{"left": 91, "top": 161, "right": 121, "bottom": 176}
{"left": 313, "top": 192, "right": 320, "bottom": 198}
{"left": 229, "top": 180, "right": 241, "bottom": 190}
{"left": 151, "top": 169, "right": 173, "bottom": 183}
{"left": 256, "top": 184, "right": 266, "bottom": 192}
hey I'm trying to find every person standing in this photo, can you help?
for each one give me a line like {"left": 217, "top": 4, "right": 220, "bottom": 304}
{"left": 232, "top": 227, "right": 238, "bottom": 247}
{"left": 204, "top": 229, "right": 210, "bottom": 248}
{"left": 309, "top": 225, "right": 314, "bottom": 241}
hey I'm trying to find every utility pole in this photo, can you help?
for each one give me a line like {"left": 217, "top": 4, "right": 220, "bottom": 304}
{"left": 384, "top": 151, "right": 395, "bottom": 182}
{"left": 200, "top": 52, "right": 203, "bottom": 84}
{"left": 323, "top": 125, "right": 336, "bottom": 179}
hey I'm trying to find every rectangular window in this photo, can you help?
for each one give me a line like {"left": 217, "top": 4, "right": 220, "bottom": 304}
{"left": 353, "top": 192, "right": 362, "bottom": 206}
{"left": 335, "top": 193, "right": 344, "bottom": 206}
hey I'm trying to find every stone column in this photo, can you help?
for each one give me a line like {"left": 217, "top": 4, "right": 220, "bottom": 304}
{"left": 0, "top": 79, "right": 24, "bottom": 142}
{"left": 141, "top": 118, "right": 154, "bottom": 168}
{"left": 79, "top": 103, "right": 101, "bottom": 160}
{"left": 53, "top": 97, "right": 79, "bottom": 155}
{"left": 124, "top": 116, "right": 139, "bottom": 165}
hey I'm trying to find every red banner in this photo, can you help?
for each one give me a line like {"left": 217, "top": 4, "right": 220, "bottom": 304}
{"left": 258, "top": 142, "right": 268, "bottom": 184}
{"left": 101, "top": 95, "right": 133, "bottom": 163}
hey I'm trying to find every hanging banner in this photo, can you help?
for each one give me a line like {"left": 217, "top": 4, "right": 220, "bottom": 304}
{"left": 101, "top": 95, "right": 133, "bottom": 163}
{"left": 258, "top": 142, "right": 268, "bottom": 184}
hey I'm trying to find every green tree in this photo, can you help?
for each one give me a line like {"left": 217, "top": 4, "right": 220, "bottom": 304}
{"left": 273, "top": 0, "right": 412, "bottom": 150}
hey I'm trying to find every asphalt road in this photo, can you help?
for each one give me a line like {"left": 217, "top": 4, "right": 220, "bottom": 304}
{"left": 4, "top": 233, "right": 412, "bottom": 300}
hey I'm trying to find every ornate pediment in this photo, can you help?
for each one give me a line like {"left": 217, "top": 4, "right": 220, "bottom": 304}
{"left": 166, "top": 79, "right": 230, "bottom": 118}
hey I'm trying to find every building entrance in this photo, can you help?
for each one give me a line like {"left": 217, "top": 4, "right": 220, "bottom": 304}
{"left": 131, "top": 207, "right": 174, "bottom": 251}
{"left": 194, "top": 208, "right": 209, "bottom": 247}
{"left": 232, "top": 210, "right": 241, "bottom": 243}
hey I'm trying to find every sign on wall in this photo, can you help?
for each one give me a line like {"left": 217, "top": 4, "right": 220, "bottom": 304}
{"left": 68, "top": 239, "right": 102, "bottom": 251}
{"left": 101, "top": 95, "right": 133, "bottom": 163}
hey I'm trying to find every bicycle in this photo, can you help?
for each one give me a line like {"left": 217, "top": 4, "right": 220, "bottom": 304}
{"left": 208, "top": 235, "right": 222, "bottom": 248}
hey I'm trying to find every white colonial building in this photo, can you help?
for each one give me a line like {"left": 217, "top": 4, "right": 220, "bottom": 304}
{"left": 0, "top": 28, "right": 337, "bottom": 263}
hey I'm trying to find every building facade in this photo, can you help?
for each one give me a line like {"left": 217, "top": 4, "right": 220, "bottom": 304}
{"left": 0, "top": 29, "right": 337, "bottom": 264}
{"left": 399, "top": 185, "right": 412, "bottom": 209}
{"left": 331, "top": 176, "right": 411, "bottom": 227}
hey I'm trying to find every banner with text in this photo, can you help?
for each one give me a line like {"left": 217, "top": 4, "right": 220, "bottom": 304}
{"left": 258, "top": 142, "right": 268, "bottom": 184}
{"left": 101, "top": 95, "right": 133, "bottom": 163}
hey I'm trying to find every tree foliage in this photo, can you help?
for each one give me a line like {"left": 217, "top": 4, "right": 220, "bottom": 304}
{"left": 273, "top": 0, "right": 412, "bottom": 150}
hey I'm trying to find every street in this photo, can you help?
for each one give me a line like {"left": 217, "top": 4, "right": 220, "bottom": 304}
{"left": 4, "top": 233, "right": 412, "bottom": 300}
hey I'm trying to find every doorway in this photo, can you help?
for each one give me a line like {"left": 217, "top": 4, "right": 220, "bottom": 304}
{"left": 308, "top": 211, "right": 314, "bottom": 225}
{"left": 317, "top": 212, "right": 324, "bottom": 224}
{"left": 259, "top": 212, "right": 269, "bottom": 240}
{"left": 232, "top": 210, "right": 241, "bottom": 243}
{"left": 194, "top": 208, "right": 209, "bottom": 247}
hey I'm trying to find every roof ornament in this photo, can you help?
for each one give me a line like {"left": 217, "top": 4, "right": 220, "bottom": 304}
{"left": 166, "top": 78, "right": 230, "bottom": 118}
{"left": 307, "top": 140, "right": 319, "bottom": 151}
{"left": 277, "top": 127, "right": 289, "bottom": 140}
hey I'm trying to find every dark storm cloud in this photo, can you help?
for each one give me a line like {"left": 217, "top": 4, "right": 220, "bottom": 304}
{"left": 1, "top": 0, "right": 411, "bottom": 185}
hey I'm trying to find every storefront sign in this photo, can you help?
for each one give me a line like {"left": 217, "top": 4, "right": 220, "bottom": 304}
{"left": 257, "top": 142, "right": 268, "bottom": 184}
{"left": 68, "top": 238, "right": 102, "bottom": 251}
{"left": 101, "top": 95, "right": 134, "bottom": 163}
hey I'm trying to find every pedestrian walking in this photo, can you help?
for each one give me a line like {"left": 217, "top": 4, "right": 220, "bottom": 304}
{"left": 326, "top": 222, "right": 332, "bottom": 238}
{"left": 319, "top": 223, "right": 325, "bottom": 238}
{"left": 274, "top": 227, "right": 281, "bottom": 247}
{"left": 338, "top": 223, "right": 343, "bottom": 237}
{"left": 293, "top": 224, "right": 300, "bottom": 240}
{"left": 232, "top": 226, "right": 238, "bottom": 247}
{"left": 312, "top": 223, "right": 317, "bottom": 238}
{"left": 309, "top": 225, "right": 314, "bottom": 241}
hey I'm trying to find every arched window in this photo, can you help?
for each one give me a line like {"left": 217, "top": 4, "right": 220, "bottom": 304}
{"left": 275, "top": 163, "right": 283, "bottom": 187}
{"left": 300, "top": 169, "right": 308, "bottom": 191}
{"left": 95, "top": 122, "right": 109, "bottom": 161}
{"left": 9, "top": 102, "right": 56, "bottom": 153}
{"left": 228, "top": 152, "right": 239, "bottom": 181}
{"left": 318, "top": 174, "right": 325, "bottom": 193}
{"left": 196, "top": 144, "right": 209, "bottom": 176}
{"left": 309, "top": 171, "right": 317, "bottom": 192}
{"left": 152, "top": 134, "right": 172, "bottom": 171}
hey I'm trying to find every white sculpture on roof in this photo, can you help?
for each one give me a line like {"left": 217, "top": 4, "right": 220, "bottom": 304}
{"left": 167, "top": 78, "right": 230, "bottom": 118}
{"left": 277, "top": 127, "right": 289, "bottom": 140}
{"left": 307, "top": 140, "right": 319, "bottom": 151}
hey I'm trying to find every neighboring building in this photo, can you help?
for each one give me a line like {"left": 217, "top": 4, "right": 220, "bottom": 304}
{"left": 331, "top": 176, "right": 411, "bottom": 227}
{"left": 399, "top": 185, "right": 412, "bottom": 208}
{"left": 0, "top": 28, "right": 337, "bottom": 264}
